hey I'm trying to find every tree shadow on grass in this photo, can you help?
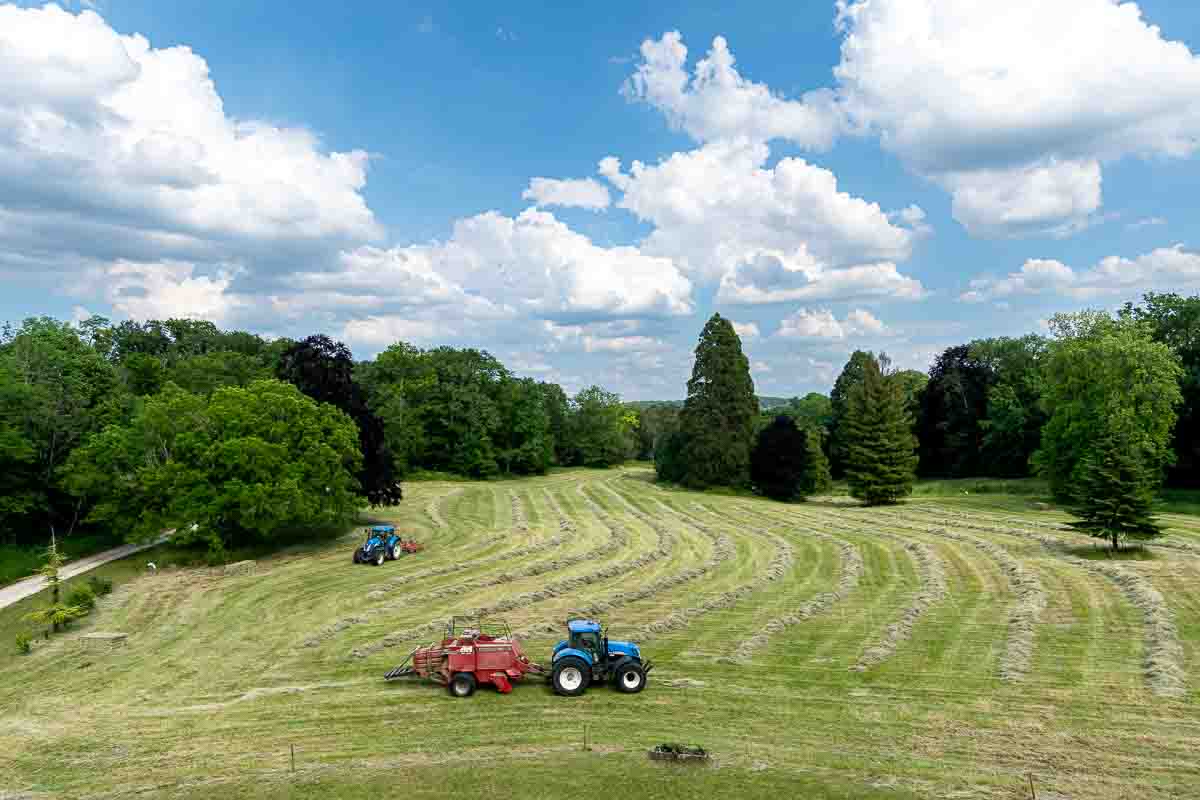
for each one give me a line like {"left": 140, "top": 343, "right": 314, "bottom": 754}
{"left": 1063, "top": 543, "right": 1158, "bottom": 561}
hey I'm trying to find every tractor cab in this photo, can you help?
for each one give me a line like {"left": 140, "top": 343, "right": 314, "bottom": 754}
{"left": 550, "top": 619, "right": 652, "bottom": 697}
{"left": 566, "top": 619, "right": 605, "bottom": 661}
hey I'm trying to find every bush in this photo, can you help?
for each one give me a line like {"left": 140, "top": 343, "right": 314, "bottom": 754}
{"left": 15, "top": 631, "right": 32, "bottom": 655}
{"left": 87, "top": 575, "right": 114, "bottom": 596}
{"left": 67, "top": 584, "right": 97, "bottom": 612}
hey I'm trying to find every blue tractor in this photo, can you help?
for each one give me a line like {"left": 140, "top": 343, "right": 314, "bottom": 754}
{"left": 353, "top": 525, "right": 403, "bottom": 565}
{"left": 550, "top": 619, "right": 653, "bottom": 696}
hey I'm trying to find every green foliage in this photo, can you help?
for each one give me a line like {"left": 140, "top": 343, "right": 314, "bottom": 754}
{"left": 801, "top": 428, "right": 833, "bottom": 496}
{"left": 15, "top": 630, "right": 32, "bottom": 654}
{"left": 64, "top": 380, "right": 363, "bottom": 552}
{"left": 653, "top": 430, "right": 688, "bottom": 484}
{"left": 1068, "top": 413, "right": 1164, "bottom": 551}
{"left": 564, "top": 386, "right": 627, "bottom": 468}
{"left": 121, "top": 352, "right": 166, "bottom": 396}
{"left": 24, "top": 602, "right": 86, "bottom": 633}
{"left": 972, "top": 335, "right": 1048, "bottom": 478}
{"left": 843, "top": 355, "right": 918, "bottom": 505}
{"left": 67, "top": 584, "right": 97, "bottom": 612}
{"left": 277, "top": 335, "right": 401, "bottom": 505}
{"left": 633, "top": 404, "right": 679, "bottom": 461}
{"left": 916, "top": 344, "right": 992, "bottom": 478}
{"left": 494, "top": 378, "right": 553, "bottom": 474}
{"left": 1034, "top": 313, "right": 1182, "bottom": 501}
{"left": 675, "top": 314, "right": 757, "bottom": 489}
{"left": 750, "top": 415, "right": 810, "bottom": 501}
{"left": 167, "top": 351, "right": 271, "bottom": 395}
{"left": 0, "top": 318, "right": 120, "bottom": 541}
{"left": 829, "top": 351, "right": 874, "bottom": 478}
{"left": 1121, "top": 292, "right": 1200, "bottom": 487}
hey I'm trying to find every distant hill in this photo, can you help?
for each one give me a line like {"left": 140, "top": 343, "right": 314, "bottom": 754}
{"left": 629, "top": 396, "right": 794, "bottom": 412}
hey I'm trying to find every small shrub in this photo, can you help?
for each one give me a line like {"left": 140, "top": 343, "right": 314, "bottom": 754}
{"left": 67, "top": 584, "right": 97, "bottom": 612}
{"left": 16, "top": 631, "right": 32, "bottom": 655}
{"left": 87, "top": 575, "right": 113, "bottom": 596}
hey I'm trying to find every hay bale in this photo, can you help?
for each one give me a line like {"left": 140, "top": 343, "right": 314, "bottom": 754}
{"left": 81, "top": 632, "right": 128, "bottom": 649}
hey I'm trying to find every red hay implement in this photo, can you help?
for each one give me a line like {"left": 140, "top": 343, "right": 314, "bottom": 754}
{"left": 384, "top": 617, "right": 544, "bottom": 697}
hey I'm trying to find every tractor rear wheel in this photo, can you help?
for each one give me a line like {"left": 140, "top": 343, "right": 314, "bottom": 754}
{"left": 449, "top": 672, "right": 476, "bottom": 698}
{"left": 552, "top": 656, "right": 589, "bottom": 697}
{"left": 615, "top": 662, "right": 647, "bottom": 693}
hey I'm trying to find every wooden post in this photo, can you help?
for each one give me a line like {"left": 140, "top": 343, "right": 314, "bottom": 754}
{"left": 291, "top": 744, "right": 295, "bottom": 774}
{"left": 1028, "top": 773, "right": 1036, "bottom": 799}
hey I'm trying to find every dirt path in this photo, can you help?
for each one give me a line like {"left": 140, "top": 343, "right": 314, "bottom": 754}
{"left": 0, "top": 537, "right": 167, "bottom": 610}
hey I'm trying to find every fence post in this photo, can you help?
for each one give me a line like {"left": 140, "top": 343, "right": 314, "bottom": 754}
{"left": 291, "top": 744, "right": 295, "bottom": 774}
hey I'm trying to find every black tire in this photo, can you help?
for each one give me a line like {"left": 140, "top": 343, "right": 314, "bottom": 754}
{"left": 390, "top": 543, "right": 401, "bottom": 560}
{"left": 353, "top": 548, "right": 363, "bottom": 564}
{"left": 614, "top": 662, "right": 646, "bottom": 694}
{"left": 449, "top": 672, "right": 476, "bottom": 698}
{"left": 373, "top": 550, "right": 385, "bottom": 566}
{"left": 552, "top": 656, "right": 589, "bottom": 697}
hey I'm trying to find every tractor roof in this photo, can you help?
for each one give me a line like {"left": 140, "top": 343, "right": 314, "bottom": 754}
{"left": 369, "top": 525, "right": 395, "bottom": 533}
{"left": 567, "top": 619, "right": 601, "bottom": 633}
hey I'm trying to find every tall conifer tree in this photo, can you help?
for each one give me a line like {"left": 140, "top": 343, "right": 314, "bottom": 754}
{"left": 677, "top": 314, "right": 757, "bottom": 488}
{"left": 843, "top": 355, "right": 918, "bottom": 505}
{"left": 800, "top": 428, "right": 833, "bottom": 496}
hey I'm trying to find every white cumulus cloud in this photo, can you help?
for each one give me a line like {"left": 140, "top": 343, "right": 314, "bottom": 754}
{"left": 833, "top": 0, "right": 1200, "bottom": 236}
{"left": 776, "top": 308, "right": 889, "bottom": 339}
{"left": 622, "top": 31, "right": 842, "bottom": 149}
{"left": 961, "top": 245, "right": 1200, "bottom": 302}
{"left": 600, "top": 140, "right": 924, "bottom": 298}
{"left": 522, "top": 177, "right": 611, "bottom": 210}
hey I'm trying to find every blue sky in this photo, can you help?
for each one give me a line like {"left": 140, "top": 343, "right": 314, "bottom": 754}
{"left": 3, "top": 1, "right": 1200, "bottom": 398}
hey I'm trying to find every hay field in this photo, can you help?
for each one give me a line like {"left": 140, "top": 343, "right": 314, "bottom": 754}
{"left": 3, "top": 468, "right": 1199, "bottom": 799}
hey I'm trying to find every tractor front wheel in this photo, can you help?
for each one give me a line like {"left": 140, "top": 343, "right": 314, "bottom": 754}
{"left": 552, "top": 657, "right": 589, "bottom": 697}
{"left": 449, "top": 672, "right": 476, "bottom": 698}
{"left": 390, "top": 543, "right": 401, "bottom": 560}
{"left": 374, "top": 550, "right": 385, "bottom": 566}
{"left": 615, "top": 663, "right": 647, "bottom": 694}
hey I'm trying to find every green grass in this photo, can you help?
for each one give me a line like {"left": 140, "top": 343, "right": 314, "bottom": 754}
{"left": 0, "top": 531, "right": 125, "bottom": 587}
{"left": 2, "top": 469, "right": 1197, "bottom": 800}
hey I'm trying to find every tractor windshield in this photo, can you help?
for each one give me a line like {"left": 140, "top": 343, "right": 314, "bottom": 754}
{"left": 573, "top": 631, "right": 601, "bottom": 654}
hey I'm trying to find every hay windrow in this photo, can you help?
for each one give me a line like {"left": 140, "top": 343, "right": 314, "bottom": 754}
{"left": 851, "top": 537, "right": 947, "bottom": 672}
{"left": 720, "top": 527, "right": 863, "bottom": 664}
{"left": 351, "top": 483, "right": 675, "bottom": 658}
{"left": 1038, "top": 542, "right": 1187, "bottom": 698}
{"left": 510, "top": 490, "right": 529, "bottom": 532}
{"left": 847, "top": 508, "right": 1047, "bottom": 682}
{"left": 425, "top": 487, "right": 463, "bottom": 529}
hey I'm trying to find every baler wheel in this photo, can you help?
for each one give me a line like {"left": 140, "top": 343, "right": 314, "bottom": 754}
{"left": 552, "top": 656, "right": 589, "bottom": 697}
{"left": 449, "top": 672, "right": 477, "bottom": 698}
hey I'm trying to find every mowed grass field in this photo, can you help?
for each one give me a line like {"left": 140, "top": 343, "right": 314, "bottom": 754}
{"left": 3, "top": 468, "right": 1200, "bottom": 799}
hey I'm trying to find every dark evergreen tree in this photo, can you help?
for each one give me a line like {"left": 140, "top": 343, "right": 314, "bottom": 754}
{"left": 829, "top": 350, "right": 873, "bottom": 478}
{"left": 800, "top": 427, "right": 833, "bottom": 496}
{"left": 277, "top": 335, "right": 403, "bottom": 506}
{"left": 653, "top": 430, "right": 688, "bottom": 484}
{"left": 750, "top": 415, "right": 809, "bottom": 500}
{"left": 843, "top": 355, "right": 918, "bottom": 505}
{"left": 1069, "top": 416, "right": 1164, "bottom": 551}
{"left": 675, "top": 314, "right": 758, "bottom": 488}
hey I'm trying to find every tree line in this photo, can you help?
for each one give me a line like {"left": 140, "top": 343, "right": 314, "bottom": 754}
{"left": 653, "top": 293, "right": 1194, "bottom": 550}
{"left": 0, "top": 318, "right": 638, "bottom": 554}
